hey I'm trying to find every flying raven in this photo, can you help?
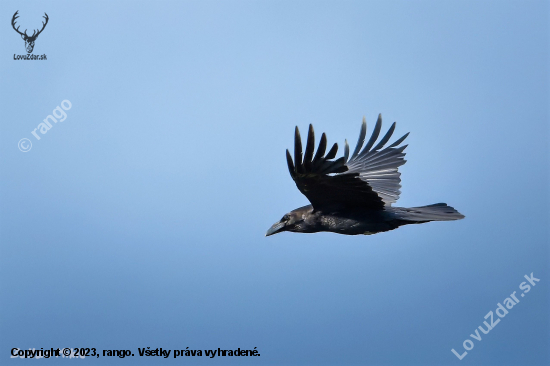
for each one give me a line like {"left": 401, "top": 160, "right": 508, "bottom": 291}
{"left": 266, "top": 114, "right": 464, "bottom": 236}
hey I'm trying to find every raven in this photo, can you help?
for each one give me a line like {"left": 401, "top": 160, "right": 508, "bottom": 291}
{"left": 266, "top": 114, "right": 464, "bottom": 236}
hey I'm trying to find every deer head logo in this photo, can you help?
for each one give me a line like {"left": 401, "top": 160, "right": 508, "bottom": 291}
{"left": 12, "top": 11, "right": 49, "bottom": 54}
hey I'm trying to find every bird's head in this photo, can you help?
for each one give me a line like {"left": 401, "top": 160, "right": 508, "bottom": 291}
{"left": 265, "top": 206, "right": 311, "bottom": 236}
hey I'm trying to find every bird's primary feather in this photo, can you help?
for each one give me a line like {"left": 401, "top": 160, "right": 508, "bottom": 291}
{"left": 285, "top": 114, "right": 408, "bottom": 210}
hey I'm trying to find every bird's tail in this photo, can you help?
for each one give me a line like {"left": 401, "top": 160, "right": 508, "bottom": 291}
{"left": 393, "top": 203, "right": 465, "bottom": 222}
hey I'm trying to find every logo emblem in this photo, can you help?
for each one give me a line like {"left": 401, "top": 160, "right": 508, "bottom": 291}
{"left": 11, "top": 11, "right": 49, "bottom": 54}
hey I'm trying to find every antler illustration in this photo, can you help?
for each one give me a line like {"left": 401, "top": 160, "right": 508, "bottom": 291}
{"left": 31, "top": 13, "right": 49, "bottom": 39}
{"left": 11, "top": 10, "right": 25, "bottom": 37}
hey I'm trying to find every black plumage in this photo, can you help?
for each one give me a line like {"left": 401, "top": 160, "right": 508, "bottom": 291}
{"left": 266, "top": 114, "right": 464, "bottom": 236}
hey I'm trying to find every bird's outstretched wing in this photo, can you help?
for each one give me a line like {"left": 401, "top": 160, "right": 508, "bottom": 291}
{"left": 286, "top": 114, "right": 409, "bottom": 211}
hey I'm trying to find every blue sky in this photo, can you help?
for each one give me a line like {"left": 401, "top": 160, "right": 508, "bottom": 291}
{"left": 0, "top": 1, "right": 548, "bottom": 365}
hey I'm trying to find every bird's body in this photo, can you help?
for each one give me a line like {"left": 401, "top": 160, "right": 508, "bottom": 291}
{"left": 266, "top": 114, "right": 464, "bottom": 236}
{"left": 272, "top": 203, "right": 463, "bottom": 236}
{"left": 274, "top": 205, "right": 398, "bottom": 235}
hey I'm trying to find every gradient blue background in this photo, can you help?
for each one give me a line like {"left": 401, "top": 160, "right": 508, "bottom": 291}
{"left": 1, "top": 1, "right": 548, "bottom": 365}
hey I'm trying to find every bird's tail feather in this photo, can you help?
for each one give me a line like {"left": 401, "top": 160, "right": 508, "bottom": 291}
{"left": 393, "top": 203, "right": 464, "bottom": 222}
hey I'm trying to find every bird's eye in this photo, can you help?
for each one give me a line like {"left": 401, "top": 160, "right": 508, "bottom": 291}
{"left": 282, "top": 215, "right": 290, "bottom": 221}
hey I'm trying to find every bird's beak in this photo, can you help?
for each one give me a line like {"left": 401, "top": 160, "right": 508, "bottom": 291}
{"left": 265, "top": 221, "right": 285, "bottom": 236}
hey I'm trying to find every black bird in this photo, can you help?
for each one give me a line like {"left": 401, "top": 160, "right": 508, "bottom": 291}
{"left": 266, "top": 114, "right": 464, "bottom": 236}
